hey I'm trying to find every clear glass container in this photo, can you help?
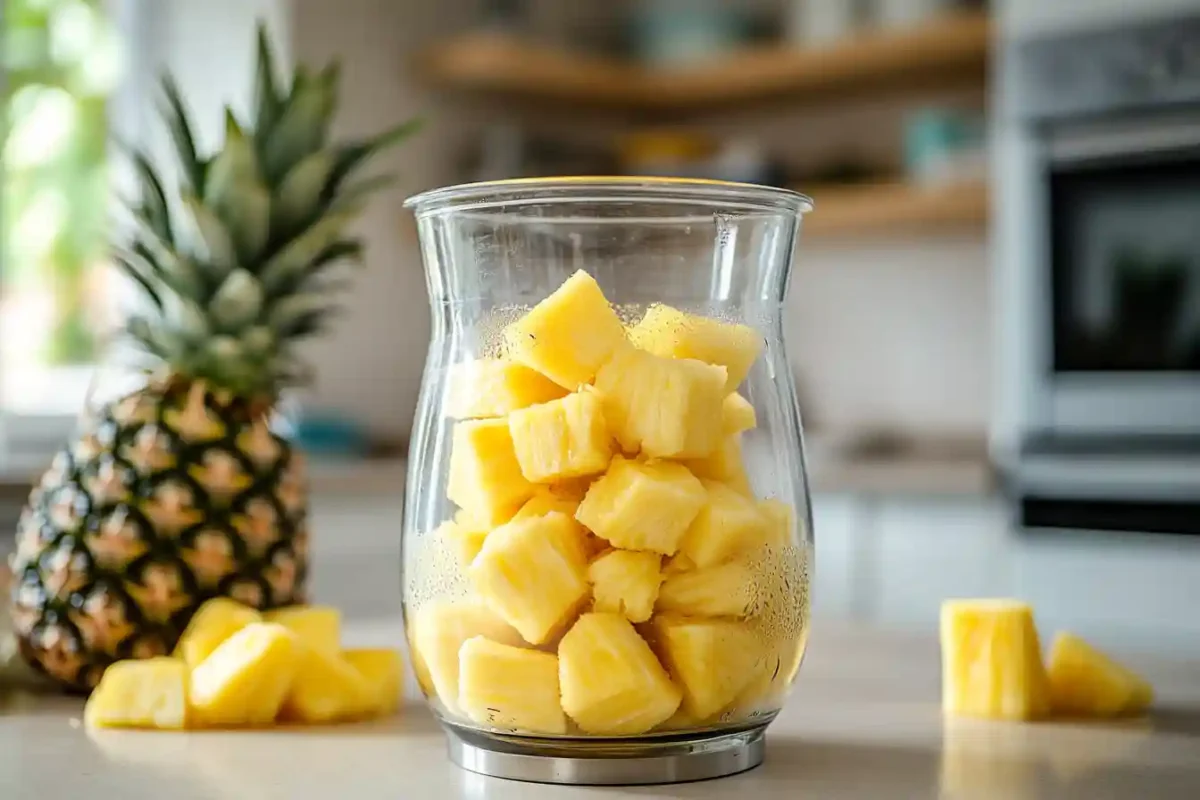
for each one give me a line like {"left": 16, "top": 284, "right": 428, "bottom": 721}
{"left": 402, "top": 177, "right": 813, "bottom": 785}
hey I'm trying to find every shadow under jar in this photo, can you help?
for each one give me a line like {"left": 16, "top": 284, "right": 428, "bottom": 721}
{"left": 402, "top": 177, "right": 814, "bottom": 785}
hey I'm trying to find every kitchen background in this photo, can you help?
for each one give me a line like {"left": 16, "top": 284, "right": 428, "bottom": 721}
{"left": 3, "top": 0, "right": 1200, "bottom": 659}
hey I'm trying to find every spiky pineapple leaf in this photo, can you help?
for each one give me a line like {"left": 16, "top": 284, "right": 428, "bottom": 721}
{"left": 209, "top": 269, "right": 265, "bottom": 330}
{"left": 204, "top": 112, "right": 271, "bottom": 265}
{"left": 112, "top": 251, "right": 163, "bottom": 310}
{"left": 181, "top": 195, "right": 236, "bottom": 275}
{"left": 253, "top": 22, "right": 284, "bottom": 147}
{"left": 263, "top": 238, "right": 363, "bottom": 303}
{"left": 131, "top": 219, "right": 205, "bottom": 299}
{"left": 325, "top": 118, "right": 422, "bottom": 202}
{"left": 130, "top": 151, "right": 173, "bottom": 246}
{"left": 262, "top": 64, "right": 338, "bottom": 187}
{"left": 272, "top": 150, "right": 335, "bottom": 241}
{"left": 258, "top": 210, "right": 356, "bottom": 295}
{"left": 331, "top": 173, "right": 396, "bottom": 211}
{"left": 161, "top": 74, "right": 206, "bottom": 192}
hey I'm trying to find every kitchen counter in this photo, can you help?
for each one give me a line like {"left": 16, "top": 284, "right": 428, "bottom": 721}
{"left": 3, "top": 622, "right": 1199, "bottom": 799}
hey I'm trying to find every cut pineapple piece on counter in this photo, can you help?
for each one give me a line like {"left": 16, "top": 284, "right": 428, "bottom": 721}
{"left": 678, "top": 480, "right": 767, "bottom": 568}
{"left": 558, "top": 612, "right": 681, "bottom": 735}
{"left": 264, "top": 606, "right": 341, "bottom": 653}
{"left": 84, "top": 657, "right": 189, "bottom": 730}
{"left": 344, "top": 648, "right": 404, "bottom": 717}
{"left": 628, "top": 304, "right": 763, "bottom": 392}
{"left": 448, "top": 358, "right": 567, "bottom": 419}
{"left": 683, "top": 435, "right": 752, "bottom": 496}
{"left": 508, "top": 389, "right": 613, "bottom": 482}
{"left": 469, "top": 512, "right": 589, "bottom": 645}
{"left": 594, "top": 347, "right": 727, "bottom": 459}
{"left": 757, "top": 499, "right": 796, "bottom": 550}
{"left": 940, "top": 599, "right": 1050, "bottom": 721}
{"left": 503, "top": 269, "right": 628, "bottom": 390}
{"left": 653, "top": 615, "right": 759, "bottom": 721}
{"left": 575, "top": 456, "right": 706, "bottom": 556}
{"left": 175, "top": 597, "right": 261, "bottom": 668}
{"left": 588, "top": 550, "right": 663, "bottom": 624}
{"left": 722, "top": 393, "right": 757, "bottom": 434}
{"left": 445, "top": 515, "right": 489, "bottom": 566}
{"left": 410, "top": 600, "right": 523, "bottom": 713}
{"left": 447, "top": 418, "right": 535, "bottom": 527}
{"left": 1046, "top": 632, "right": 1153, "bottom": 717}
{"left": 657, "top": 558, "right": 757, "bottom": 619}
{"left": 189, "top": 622, "right": 300, "bottom": 727}
{"left": 280, "top": 643, "right": 373, "bottom": 724}
{"left": 458, "top": 636, "right": 566, "bottom": 734}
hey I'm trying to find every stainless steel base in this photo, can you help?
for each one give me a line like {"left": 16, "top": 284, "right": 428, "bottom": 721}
{"left": 444, "top": 723, "right": 767, "bottom": 785}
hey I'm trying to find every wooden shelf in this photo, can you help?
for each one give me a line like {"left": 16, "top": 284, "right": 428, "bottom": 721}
{"left": 802, "top": 181, "right": 989, "bottom": 238}
{"left": 420, "top": 12, "right": 991, "bottom": 112}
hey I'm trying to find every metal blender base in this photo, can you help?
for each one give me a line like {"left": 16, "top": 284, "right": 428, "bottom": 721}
{"left": 445, "top": 722, "right": 768, "bottom": 786}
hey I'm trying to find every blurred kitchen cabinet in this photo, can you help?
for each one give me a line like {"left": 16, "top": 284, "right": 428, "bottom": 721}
{"left": 810, "top": 493, "right": 864, "bottom": 621}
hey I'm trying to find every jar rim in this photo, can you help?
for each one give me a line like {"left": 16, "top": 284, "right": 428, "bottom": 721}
{"left": 404, "top": 176, "right": 814, "bottom": 218}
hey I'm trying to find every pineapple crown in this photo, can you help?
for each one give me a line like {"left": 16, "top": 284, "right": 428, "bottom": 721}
{"left": 116, "top": 23, "right": 420, "bottom": 401}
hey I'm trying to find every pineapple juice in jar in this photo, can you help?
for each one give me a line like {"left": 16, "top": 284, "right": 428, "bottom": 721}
{"left": 403, "top": 178, "right": 813, "bottom": 785}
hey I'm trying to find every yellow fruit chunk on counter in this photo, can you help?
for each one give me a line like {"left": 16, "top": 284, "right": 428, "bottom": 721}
{"left": 410, "top": 600, "right": 522, "bottom": 713}
{"left": 575, "top": 456, "right": 706, "bottom": 556}
{"left": 653, "top": 615, "right": 759, "bottom": 721}
{"left": 508, "top": 389, "right": 613, "bottom": 482}
{"left": 722, "top": 393, "right": 757, "bottom": 434}
{"left": 657, "top": 558, "right": 757, "bottom": 619}
{"left": 189, "top": 622, "right": 300, "bottom": 727}
{"left": 594, "top": 346, "right": 727, "bottom": 459}
{"left": 264, "top": 606, "right": 341, "bottom": 653}
{"left": 940, "top": 600, "right": 1050, "bottom": 721}
{"left": 469, "top": 512, "right": 589, "bottom": 645}
{"left": 458, "top": 636, "right": 566, "bottom": 734}
{"left": 678, "top": 480, "right": 767, "bottom": 568}
{"left": 629, "top": 303, "right": 763, "bottom": 392}
{"left": 447, "top": 418, "right": 535, "bottom": 526}
{"left": 587, "top": 549, "right": 663, "bottom": 624}
{"left": 344, "top": 649, "right": 404, "bottom": 716}
{"left": 448, "top": 358, "right": 567, "bottom": 419}
{"left": 280, "top": 642, "right": 372, "bottom": 724}
{"left": 85, "top": 657, "right": 189, "bottom": 730}
{"left": 503, "top": 269, "right": 628, "bottom": 390}
{"left": 175, "top": 597, "right": 261, "bottom": 668}
{"left": 1047, "top": 632, "right": 1153, "bottom": 717}
{"left": 559, "top": 613, "right": 682, "bottom": 735}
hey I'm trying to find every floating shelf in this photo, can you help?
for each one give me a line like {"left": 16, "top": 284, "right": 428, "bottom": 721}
{"left": 802, "top": 181, "right": 989, "bottom": 238}
{"left": 420, "top": 12, "right": 991, "bottom": 113}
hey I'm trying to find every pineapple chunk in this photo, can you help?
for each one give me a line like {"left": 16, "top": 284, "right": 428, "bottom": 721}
{"left": 653, "top": 615, "right": 759, "bottom": 720}
{"left": 175, "top": 597, "right": 261, "bottom": 668}
{"left": 588, "top": 550, "right": 663, "bottom": 624}
{"left": 503, "top": 270, "right": 628, "bottom": 389}
{"left": 575, "top": 456, "right": 706, "bottom": 556}
{"left": 508, "top": 389, "right": 613, "bottom": 483}
{"left": 279, "top": 643, "right": 373, "bottom": 724}
{"left": 940, "top": 599, "right": 1050, "bottom": 721}
{"left": 189, "top": 622, "right": 301, "bottom": 727}
{"left": 657, "top": 558, "right": 757, "bottom": 618}
{"left": 469, "top": 512, "right": 589, "bottom": 645}
{"left": 558, "top": 613, "right": 681, "bottom": 735}
{"left": 447, "top": 418, "right": 535, "bottom": 527}
{"left": 458, "top": 636, "right": 566, "bottom": 734}
{"left": 1046, "top": 632, "right": 1153, "bottom": 717}
{"left": 445, "top": 514, "right": 489, "bottom": 566}
{"left": 722, "top": 393, "right": 757, "bottom": 434}
{"left": 594, "top": 347, "right": 727, "bottom": 459}
{"left": 758, "top": 499, "right": 796, "bottom": 550}
{"left": 409, "top": 600, "right": 523, "bottom": 713}
{"left": 513, "top": 488, "right": 589, "bottom": 565}
{"left": 683, "top": 435, "right": 752, "bottom": 496}
{"left": 629, "top": 304, "right": 763, "bottom": 391}
{"left": 678, "top": 480, "right": 767, "bottom": 568}
{"left": 344, "top": 648, "right": 404, "bottom": 717}
{"left": 84, "top": 657, "right": 188, "bottom": 730}
{"left": 448, "top": 358, "right": 567, "bottom": 419}
{"left": 264, "top": 606, "right": 341, "bottom": 653}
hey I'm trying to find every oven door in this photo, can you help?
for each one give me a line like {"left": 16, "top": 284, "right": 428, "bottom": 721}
{"left": 1039, "top": 114, "right": 1200, "bottom": 437}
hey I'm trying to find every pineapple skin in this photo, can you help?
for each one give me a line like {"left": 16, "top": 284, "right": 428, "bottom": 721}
{"left": 11, "top": 380, "right": 309, "bottom": 692}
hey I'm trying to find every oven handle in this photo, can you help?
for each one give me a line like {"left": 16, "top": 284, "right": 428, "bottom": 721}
{"left": 1047, "top": 115, "right": 1200, "bottom": 164}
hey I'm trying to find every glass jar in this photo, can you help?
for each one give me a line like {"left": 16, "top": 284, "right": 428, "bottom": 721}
{"left": 402, "top": 177, "right": 813, "bottom": 785}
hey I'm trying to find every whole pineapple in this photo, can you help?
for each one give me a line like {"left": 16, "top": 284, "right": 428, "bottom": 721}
{"left": 9, "top": 26, "right": 418, "bottom": 691}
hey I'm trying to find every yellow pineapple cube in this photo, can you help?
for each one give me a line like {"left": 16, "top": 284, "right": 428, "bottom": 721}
{"left": 448, "top": 358, "right": 567, "bottom": 419}
{"left": 458, "top": 636, "right": 566, "bottom": 734}
{"left": 175, "top": 597, "right": 261, "bottom": 668}
{"left": 588, "top": 550, "right": 663, "bottom": 623}
{"left": 594, "top": 347, "right": 727, "bottom": 459}
{"left": 629, "top": 304, "right": 763, "bottom": 391}
{"left": 469, "top": 512, "right": 589, "bottom": 644}
{"left": 263, "top": 606, "right": 341, "bottom": 653}
{"left": 757, "top": 499, "right": 796, "bottom": 550}
{"left": 84, "top": 657, "right": 189, "bottom": 730}
{"left": 575, "top": 456, "right": 707, "bottom": 556}
{"left": 447, "top": 418, "right": 535, "bottom": 526}
{"left": 678, "top": 480, "right": 767, "bottom": 568}
{"left": 279, "top": 643, "right": 373, "bottom": 724}
{"left": 558, "top": 613, "right": 681, "bottom": 735}
{"left": 940, "top": 599, "right": 1050, "bottom": 721}
{"left": 503, "top": 269, "right": 628, "bottom": 389}
{"left": 344, "top": 648, "right": 404, "bottom": 717}
{"left": 653, "top": 615, "right": 759, "bottom": 720}
{"left": 409, "top": 600, "right": 523, "bottom": 713}
{"left": 683, "top": 435, "right": 752, "bottom": 495}
{"left": 445, "top": 514, "right": 489, "bottom": 566}
{"left": 657, "top": 558, "right": 757, "bottom": 618}
{"left": 1046, "top": 632, "right": 1153, "bottom": 717}
{"left": 512, "top": 488, "right": 589, "bottom": 564}
{"left": 722, "top": 393, "right": 757, "bottom": 434}
{"left": 189, "top": 622, "right": 301, "bottom": 727}
{"left": 508, "top": 389, "right": 613, "bottom": 483}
